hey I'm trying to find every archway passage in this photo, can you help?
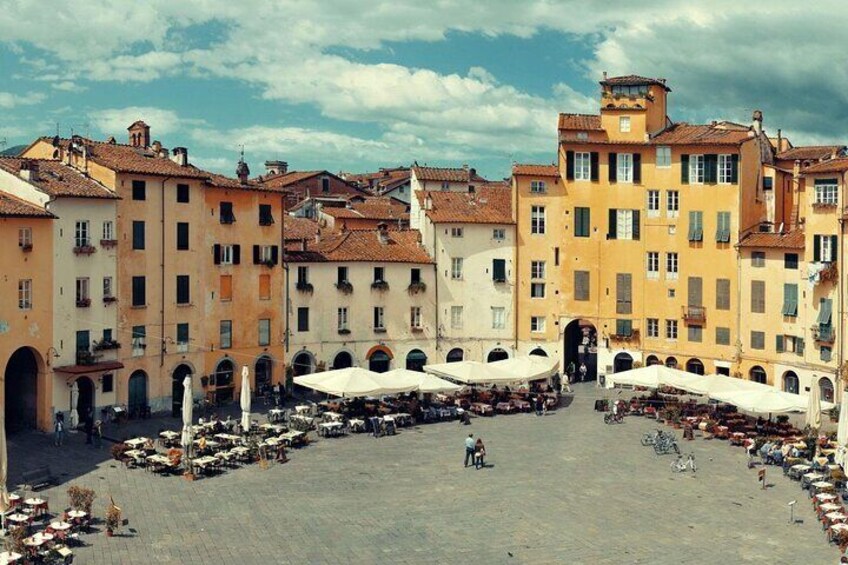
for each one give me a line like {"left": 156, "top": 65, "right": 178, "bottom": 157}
{"left": 685, "top": 358, "right": 704, "bottom": 375}
{"left": 172, "top": 364, "right": 192, "bottom": 417}
{"left": 127, "top": 371, "right": 148, "bottom": 418}
{"left": 76, "top": 376, "right": 95, "bottom": 424}
{"left": 613, "top": 352, "right": 633, "bottom": 373}
{"left": 369, "top": 351, "right": 391, "bottom": 373}
{"left": 5, "top": 347, "right": 39, "bottom": 432}
{"left": 255, "top": 356, "right": 273, "bottom": 393}
{"left": 292, "top": 352, "right": 314, "bottom": 376}
{"left": 213, "top": 359, "right": 235, "bottom": 404}
{"left": 406, "top": 349, "right": 427, "bottom": 372}
{"left": 665, "top": 357, "right": 678, "bottom": 369}
{"left": 749, "top": 365, "right": 767, "bottom": 384}
{"left": 820, "top": 377, "right": 835, "bottom": 403}
{"left": 645, "top": 355, "right": 660, "bottom": 366}
{"left": 783, "top": 371, "right": 799, "bottom": 394}
{"left": 446, "top": 348, "right": 464, "bottom": 363}
{"left": 487, "top": 348, "right": 509, "bottom": 363}
{"left": 332, "top": 351, "right": 353, "bottom": 370}
{"left": 530, "top": 348, "right": 548, "bottom": 357}
{"left": 564, "top": 319, "right": 597, "bottom": 381}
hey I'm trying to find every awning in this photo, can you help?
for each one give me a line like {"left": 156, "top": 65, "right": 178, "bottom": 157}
{"left": 53, "top": 361, "right": 124, "bottom": 374}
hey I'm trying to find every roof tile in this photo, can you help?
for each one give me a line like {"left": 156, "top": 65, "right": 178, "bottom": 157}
{"left": 0, "top": 158, "right": 118, "bottom": 199}
{"left": 802, "top": 158, "right": 848, "bottom": 174}
{"left": 424, "top": 186, "right": 513, "bottom": 225}
{"left": 287, "top": 229, "right": 432, "bottom": 264}
{"left": 737, "top": 231, "right": 805, "bottom": 250}
{"left": 512, "top": 164, "right": 559, "bottom": 177}
{"left": 0, "top": 190, "right": 54, "bottom": 217}
{"left": 558, "top": 114, "right": 602, "bottom": 131}
{"left": 777, "top": 146, "right": 844, "bottom": 162}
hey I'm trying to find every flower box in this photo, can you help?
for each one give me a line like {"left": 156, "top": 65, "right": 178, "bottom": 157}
{"left": 103, "top": 296, "right": 117, "bottom": 304}
{"left": 76, "top": 298, "right": 91, "bottom": 308}
{"left": 407, "top": 281, "right": 426, "bottom": 294}
{"left": 296, "top": 281, "right": 314, "bottom": 293}
{"left": 73, "top": 245, "right": 97, "bottom": 255}
{"left": 371, "top": 280, "right": 389, "bottom": 291}
{"left": 100, "top": 239, "right": 118, "bottom": 248}
{"left": 335, "top": 280, "right": 353, "bottom": 294}
{"left": 19, "top": 244, "right": 32, "bottom": 252}
{"left": 337, "top": 328, "right": 351, "bottom": 335}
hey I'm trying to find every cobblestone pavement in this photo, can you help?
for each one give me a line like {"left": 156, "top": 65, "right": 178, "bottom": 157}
{"left": 9, "top": 384, "right": 839, "bottom": 564}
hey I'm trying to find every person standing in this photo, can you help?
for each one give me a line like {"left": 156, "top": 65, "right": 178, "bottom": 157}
{"left": 535, "top": 395, "right": 544, "bottom": 416}
{"left": 579, "top": 362, "right": 588, "bottom": 382}
{"left": 54, "top": 412, "right": 65, "bottom": 447}
{"left": 566, "top": 361, "right": 576, "bottom": 384}
{"left": 93, "top": 419, "right": 103, "bottom": 448}
{"left": 474, "top": 438, "right": 486, "bottom": 469}
{"left": 464, "top": 433, "right": 475, "bottom": 467}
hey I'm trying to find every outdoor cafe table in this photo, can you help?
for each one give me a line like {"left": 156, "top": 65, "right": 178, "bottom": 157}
{"left": 124, "top": 437, "right": 150, "bottom": 449}
{"left": 24, "top": 497, "right": 48, "bottom": 515}
{"left": 826, "top": 512, "right": 848, "bottom": 523}
{"left": 159, "top": 431, "right": 180, "bottom": 445}
{"left": 820, "top": 503, "right": 842, "bottom": 513}
{"left": 294, "top": 405, "right": 312, "bottom": 415}
{"left": 258, "top": 424, "right": 285, "bottom": 435}
{"left": 5, "top": 513, "right": 29, "bottom": 526}
{"left": 280, "top": 431, "right": 306, "bottom": 447}
{"left": 214, "top": 433, "right": 241, "bottom": 444}
{"left": 192, "top": 456, "right": 218, "bottom": 474}
{"left": 830, "top": 522, "right": 848, "bottom": 540}
{"left": 348, "top": 418, "right": 365, "bottom": 433}
{"left": 67, "top": 510, "right": 87, "bottom": 526}
{"left": 146, "top": 454, "right": 173, "bottom": 472}
{"left": 392, "top": 413, "right": 412, "bottom": 427}
{"left": 0, "top": 551, "right": 21, "bottom": 564}
{"left": 470, "top": 403, "right": 493, "bottom": 416}
{"left": 194, "top": 439, "right": 220, "bottom": 450}
{"left": 263, "top": 437, "right": 282, "bottom": 447}
{"left": 812, "top": 481, "right": 835, "bottom": 495}
{"left": 8, "top": 493, "right": 20, "bottom": 508}
{"left": 23, "top": 532, "right": 53, "bottom": 548}
{"left": 496, "top": 402, "right": 514, "bottom": 414}
{"left": 48, "top": 521, "right": 72, "bottom": 532}
{"left": 318, "top": 422, "right": 344, "bottom": 437}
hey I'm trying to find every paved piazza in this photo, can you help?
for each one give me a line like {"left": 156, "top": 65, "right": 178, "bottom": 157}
{"left": 10, "top": 385, "right": 837, "bottom": 564}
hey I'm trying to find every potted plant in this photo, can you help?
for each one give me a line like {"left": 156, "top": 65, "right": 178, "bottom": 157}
{"left": 407, "top": 281, "right": 426, "bottom": 295}
{"left": 110, "top": 443, "right": 129, "bottom": 461}
{"left": 105, "top": 503, "right": 121, "bottom": 536}
{"left": 67, "top": 485, "right": 96, "bottom": 515}
{"left": 370, "top": 280, "right": 389, "bottom": 291}
{"left": 295, "top": 281, "right": 314, "bottom": 293}
{"left": 335, "top": 280, "right": 354, "bottom": 294}
{"left": 4, "top": 524, "right": 26, "bottom": 555}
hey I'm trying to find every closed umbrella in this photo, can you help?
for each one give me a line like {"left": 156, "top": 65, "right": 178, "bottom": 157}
{"left": 180, "top": 376, "right": 193, "bottom": 471}
{"left": 0, "top": 407, "right": 8, "bottom": 512}
{"left": 807, "top": 378, "right": 822, "bottom": 431}
{"left": 240, "top": 366, "right": 251, "bottom": 431}
{"left": 837, "top": 388, "right": 848, "bottom": 468}
{"left": 69, "top": 381, "right": 79, "bottom": 430}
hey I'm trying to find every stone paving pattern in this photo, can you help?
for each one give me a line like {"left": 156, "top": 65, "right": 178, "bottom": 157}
{"left": 8, "top": 384, "right": 839, "bottom": 564}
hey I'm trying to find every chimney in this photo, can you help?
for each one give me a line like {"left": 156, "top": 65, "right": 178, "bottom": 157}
{"left": 377, "top": 222, "right": 389, "bottom": 244}
{"left": 18, "top": 160, "right": 36, "bottom": 182}
{"left": 265, "top": 160, "right": 287, "bottom": 176}
{"left": 171, "top": 147, "right": 188, "bottom": 167}
{"left": 469, "top": 167, "right": 477, "bottom": 178}
{"left": 776, "top": 129, "right": 782, "bottom": 152}
{"left": 752, "top": 110, "right": 763, "bottom": 135}
{"left": 602, "top": 71, "right": 608, "bottom": 81}
{"left": 127, "top": 120, "right": 151, "bottom": 148}
{"left": 236, "top": 158, "right": 251, "bottom": 184}
{"left": 152, "top": 140, "right": 162, "bottom": 154}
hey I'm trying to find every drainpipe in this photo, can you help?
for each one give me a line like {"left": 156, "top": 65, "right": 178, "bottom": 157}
{"left": 281, "top": 195, "right": 290, "bottom": 354}
{"left": 433, "top": 221, "right": 440, "bottom": 354}
{"left": 160, "top": 176, "right": 173, "bottom": 371}
{"left": 838, "top": 171, "right": 846, "bottom": 400}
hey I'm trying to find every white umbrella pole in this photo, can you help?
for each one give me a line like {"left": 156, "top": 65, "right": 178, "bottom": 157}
{"left": 241, "top": 366, "right": 252, "bottom": 431}
{"left": 0, "top": 407, "right": 8, "bottom": 512}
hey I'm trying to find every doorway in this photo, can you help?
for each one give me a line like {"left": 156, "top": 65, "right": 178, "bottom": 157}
{"left": 5, "top": 347, "right": 40, "bottom": 432}
{"left": 369, "top": 351, "right": 390, "bottom": 373}
{"left": 613, "top": 352, "right": 633, "bottom": 373}
{"left": 172, "top": 364, "right": 193, "bottom": 417}
{"left": 486, "top": 348, "right": 509, "bottom": 363}
{"left": 127, "top": 371, "right": 148, "bottom": 418}
{"left": 75, "top": 376, "right": 95, "bottom": 424}
{"left": 564, "top": 319, "right": 598, "bottom": 381}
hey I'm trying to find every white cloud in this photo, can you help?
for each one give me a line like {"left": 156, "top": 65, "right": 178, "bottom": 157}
{"left": 0, "top": 91, "right": 46, "bottom": 109}
{"left": 51, "top": 81, "right": 86, "bottom": 92}
{"left": 89, "top": 106, "right": 205, "bottom": 138}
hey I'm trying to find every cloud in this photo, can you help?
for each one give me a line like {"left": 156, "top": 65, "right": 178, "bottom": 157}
{"left": 51, "top": 81, "right": 86, "bottom": 92}
{"left": 0, "top": 91, "right": 46, "bottom": 109}
{"left": 88, "top": 106, "right": 205, "bottom": 138}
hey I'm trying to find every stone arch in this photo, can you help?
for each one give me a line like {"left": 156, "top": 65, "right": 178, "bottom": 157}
{"left": 685, "top": 358, "right": 704, "bottom": 375}
{"left": 4, "top": 346, "right": 44, "bottom": 432}
{"left": 485, "top": 347, "right": 510, "bottom": 363}
{"left": 749, "top": 365, "right": 767, "bottom": 384}
{"left": 782, "top": 371, "right": 799, "bottom": 394}
{"left": 446, "top": 348, "right": 464, "bottom": 363}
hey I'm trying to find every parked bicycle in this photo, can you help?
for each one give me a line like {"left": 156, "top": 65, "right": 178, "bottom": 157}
{"left": 653, "top": 434, "right": 680, "bottom": 455}
{"left": 670, "top": 453, "right": 697, "bottom": 473}
{"left": 603, "top": 411, "right": 624, "bottom": 425}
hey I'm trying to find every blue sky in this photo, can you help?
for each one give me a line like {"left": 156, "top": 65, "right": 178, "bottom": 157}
{"left": 0, "top": 1, "right": 846, "bottom": 180}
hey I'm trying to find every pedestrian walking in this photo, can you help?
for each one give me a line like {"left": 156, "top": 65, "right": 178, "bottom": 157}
{"left": 566, "top": 361, "right": 576, "bottom": 384}
{"left": 474, "top": 438, "right": 487, "bottom": 469}
{"left": 579, "top": 362, "right": 588, "bottom": 382}
{"left": 535, "top": 395, "right": 544, "bottom": 416}
{"left": 93, "top": 419, "right": 103, "bottom": 448}
{"left": 84, "top": 409, "right": 94, "bottom": 444}
{"left": 54, "top": 412, "right": 65, "bottom": 447}
{"left": 464, "top": 433, "right": 475, "bottom": 467}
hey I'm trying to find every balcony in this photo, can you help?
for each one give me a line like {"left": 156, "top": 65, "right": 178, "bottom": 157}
{"left": 337, "top": 328, "right": 351, "bottom": 335}
{"left": 682, "top": 305, "right": 706, "bottom": 324}
{"left": 103, "top": 296, "right": 117, "bottom": 304}
{"left": 371, "top": 280, "right": 389, "bottom": 292}
{"left": 92, "top": 339, "right": 121, "bottom": 352}
{"left": 76, "top": 298, "right": 91, "bottom": 308}
{"left": 100, "top": 239, "right": 118, "bottom": 248}
{"left": 813, "top": 325, "right": 835, "bottom": 344}
{"left": 73, "top": 244, "right": 97, "bottom": 256}
{"left": 19, "top": 243, "right": 32, "bottom": 252}
{"left": 610, "top": 328, "right": 640, "bottom": 342}
{"left": 76, "top": 350, "right": 98, "bottom": 366}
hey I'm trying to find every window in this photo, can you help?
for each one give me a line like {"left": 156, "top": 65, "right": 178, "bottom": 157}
{"left": 750, "top": 331, "right": 765, "bottom": 350}
{"left": 647, "top": 190, "right": 660, "bottom": 218}
{"left": 332, "top": 266, "right": 347, "bottom": 287}
{"left": 751, "top": 280, "right": 765, "bottom": 313}
{"left": 574, "top": 152, "right": 591, "bottom": 181}
{"left": 220, "top": 320, "right": 233, "bottom": 348}
{"left": 132, "top": 221, "right": 145, "bottom": 250}
{"left": 176, "top": 183, "right": 190, "bottom": 203}
{"left": 217, "top": 244, "right": 238, "bottom": 265}
{"left": 531, "top": 206, "right": 546, "bottom": 234}
{"left": 646, "top": 318, "right": 659, "bottom": 338}
{"left": 665, "top": 319, "right": 678, "bottom": 340}
{"left": 132, "top": 180, "right": 146, "bottom": 201}
{"left": 531, "top": 316, "right": 546, "bottom": 333}
{"left": 176, "top": 323, "right": 189, "bottom": 352}
{"left": 554, "top": 247, "right": 560, "bottom": 266}
{"left": 220, "top": 202, "right": 235, "bottom": 224}
{"left": 763, "top": 177, "right": 773, "bottom": 191}
{"left": 451, "top": 227, "right": 464, "bottom": 238}
{"left": 689, "top": 154, "right": 704, "bottom": 184}
{"left": 574, "top": 271, "right": 590, "bottom": 301}
{"left": 176, "top": 222, "right": 189, "bottom": 250}
{"left": 259, "top": 245, "right": 278, "bottom": 266}
{"left": 718, "top": 154, "right": 733, "bottom": 184}
{"left": 102, "top": 374, "right": 114, "bottom": 393}
{"left": 450, "top": 306, "right": 463, "bottom": 329}
{"left": 531, "top": 260, "right": 546, "bottom": 280}
{"left": 784, "top": 253, "right": 799, "bottom": 269}
{"left": 411, "top": 268, "right": 421, "bottom": 284}
{"left": 75, "top": 220, "right": 90, "bottom": 248}
{"left": 451, "top": 258, "right": 463, "bottom": 280}
{"left": 259, "top": 204, "right": 274, "bottom": 226}
{"left": 131, "top": 276, "right": 146, "bottom": 307}
{"left": 373, "top": 306, "right": 385, "bottom": 330}
{"left": 297, "top": 266, "right": 309, "bottom": 285}
{"left": 258, "top": 319, "right": 271, "bottom": 346}
{"left": 609, "top": 209, "right": 639, "bottom": 240}
{"left": 815, "top": 235, "right": 837, "bottom": 262}
{"left": 616, "top": 273, "right": 632, "bottom": 314}
{"left": 574, "top": 207, "right": 590, "bottom": 237}
{"left": 815, "top": 179, "right": 838, "bottom": 205}
{"left": 321, "top": 176, "right": 330, "bottom": 194}
{"left": 751, "top": 251, "right": 765, "bottom": 267}
{"left": 530, "top": 180, "right": 547, "bottom": 193}
{"left": 687, "top": 276, "right": 703, "bottom": 307}
{"left": 493, "top": 228, "right": 505, "bottom": 241}
{"left": 716, "top": 327, "right": 731, "bottom": 346}
{"left": 646, "top": 252, "right": 659, "bottom": 280}
{"left": 373, "top": 266, "right": 385, "bottom": 283}
{"left": 101, "top": 221, "right": 114, "bottom": 241}
{"left": 259, "top": 274, "right": 271, "bottom": 300}
{"left": 531, "top": 283, "right": 545, "bottom": 298}
{"left": 656, "top": 146, "right": 671, "bottom": 168}
{"left": 821, "top": 346, "right": 833, "bottom": 362}
{"left": 176, "top": 275, "right": 190, "bottom": 305}
{"left": 666, "top": 190, "right": 679, "bottom": 218}
{"left": 131, "top": 326, "right": 146, "bottom": 356}
{"left": 715, "top": 211, "right": 731, "bottom": 243}
{"left": 619, "top": 116, "right": 631, "bottom": 133}
{"left": 297, "top": 308, "right": 309, "bottom": 332}
{"left": 492, "top": 259, "right": 506, "bottom": 282}
{"left": 688, "top": 211, "right": 703, "bottom": 242}
{"left": 410, "top": 306, "right": 422, "bottom": 329}
{"left": 440, "top": 181, "right": 450, "bottom": 190}
{"left": 337, "top": 307, "right": 349, "bottom": 331}
{"left": 617, "top": 153, "right": 633, "bottom": 183}
{"left": 716, "top": 278, "right": 730, "bottom": 310}
{"left": 688, "top": 325, "right": 703, "bottom": 343}
{"left": 103, "top": 276, "right": 113, "bottom": 298}
{"left": 492, "top": 307, "right": 505, "bottom": 329}
{"left": 220, "top": 275, "right": 233, "bottom": 301}
{"left": 18, "top": 279, "right": 31, "bottom": 309}
{"left": 782, "top": 284, "right": 798, "bottom": 317}
{"left": 665, "top": 252, "right": 678, "bottom": 280}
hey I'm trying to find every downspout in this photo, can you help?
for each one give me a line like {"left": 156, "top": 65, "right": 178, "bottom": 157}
{"left": 160, "top": 176, "right": 173, "bottom": 369}
{"left": 838, "top": 171, "right": 846, "bottom": 400}
{"left": 433, "top": 219, "right": 440, "bottom": 355}
{"left": 281, "top": 195, "right": 291, "bottom": 395}
{"left": 512, "top": 178, "right": 519, "bottom": 354}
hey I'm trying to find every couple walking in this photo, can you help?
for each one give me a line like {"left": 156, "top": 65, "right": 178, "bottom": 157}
{"left": 463, "top": 433, "right": 486, "bottom": 470}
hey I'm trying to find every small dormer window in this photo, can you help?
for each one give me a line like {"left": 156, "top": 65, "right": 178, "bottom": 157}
{"left": 619, "top": 116, "right": 631, "bottom": 133}
{"left": 321, "top": 176, "right": 330, "bottom": 194}
{"left": 441, "top": 181, "right": 449, "bottom": 190}
{"left": 576, "top": 132, "right": 588, "bottom": 140}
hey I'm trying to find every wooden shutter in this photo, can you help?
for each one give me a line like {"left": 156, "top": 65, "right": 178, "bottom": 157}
{"left": 782, "top": 284, "right": 798, "bottom": 316}
{"left": 574, "top": 271, "right": 589, "bottom": 301}
{"left": 271, "top": 246, "right": 279, "bottom": 265}
{"left": 258, "top": 274, "right": 271, "bottom": 300}
{"left": 253, "top": 245, "right": 260, "bottom": 264}
{"left": 687, "top": 276, "right": 702, "bottom": 307}
{"left": 751, "top": 280, "right": 765, "bottom": 313}
{"left": 574, "top": 207, "right": 583, "bottom": 236}
{"left": 730, "top": 154, "right": 739, "bottom": 184}
{"left": 616, "top": 273, "right": 632, "bottom": 314}
{"left": 633, "top": 153, "right": 642, "bottom": 184}
{"left": 299, "top": 307, "right": 309, "bottom": 332}
{"left": 590, "top": 152, "right": 599, "bottom": 181}
{"left": 607, "top": 209, "right": 617, "bottom": 239}
{"left": 681, "top": 154, "right": 690, "bottom": 184}
{"left": 492, "top": 259, "right": 506, "bottom": 282}
{"left": 220, "top": 275, "right": 233, "bottom": 301}
{"left": 632, "top": 210, "right": 640, "bottom": 240}
{"left": 776, "top": 335, "right": 784, "bottom": 353}
{"left": 233, "top": 244, "right": 241, "bottom": 265}
{"left": 831, "top": 236, "right": 838, "bottom": 261}
{"left": 608, "top": 153, "right": 617, "bottom": 182}
{"left": 814, "top": 235, "right": 821, "bottom": 262}
{"left": 716, "top": 278, "right": 730, "bottom": 310}
{"left": 704, "top": 154, "right": 718, "bottom": 184}
{"left": 817, "top": 298, "right": 833, "bottom": 325}
{"left": 565, "top": 150, "right": 575, "bottom": 180}
{"left": 213, "top": 244, "right": 221, "bottom": 265}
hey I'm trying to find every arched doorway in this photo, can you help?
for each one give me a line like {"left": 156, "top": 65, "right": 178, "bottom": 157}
{"left": 446, "top": 348, "right": 464, "bottom": 363}
{"left": 4, "top": 347, "right": 40, "bottom": 432}
{"left": 685, "top": 358, "right": 704, "bottom": 375}
{"left": 749, "top": 365, "right": 767, "bottom": 384}
{"left": 369, "top": 351, "right": 391, "bottom": 373}
{"left": 75, "top": 376, "right": 95, "bottom": 424}
{"left": 530, "top": 348, "right": 548, "bottom": 357}
{"left": 255, "top": 356, "right": 273, "bottom": 393}
{"left": 665, "top": 357, "right": 678, "bottom": 369}
{"left": 783, "top": 371, "right": 799, "bottom": 394}
{"left": 487, "top": 348, "right": 509, "bottom": 363}
{"left": 332, "top": 351, "right": 353, "bottom": 370}
{"left": 406, "top": 349, "right": 427, "bottom": 372}
{"left": 820, "top": 377, "right": 835, "bottom": 403}
{"left": 646, "top": 355, "right": 660, "bottom": 366}
{"left": 564, "top": 319, "right": 597, "bottom": 381}
{"left": 213, "top": 359, "right": 235, "bottom": 403}
{"left": 172, "top": 364, "right": 192, "bottom": 417}
{"left": 291, "top": 352, "right": 314, "bottom": 376}
{"left": 613, "top": 352, "right": 633, "bottom": 373}
{"left": 127, "top": 371, "right": 148, "bottom": 418}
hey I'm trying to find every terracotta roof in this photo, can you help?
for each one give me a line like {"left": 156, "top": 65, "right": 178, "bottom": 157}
{"left": 600, "top": 75, "right": 671, "bottom": 91}
{"left": 322, "top": 198, "right": 408, "bottom": 221}
{"left": 287, "top": 229, "right": 432, "bottom": 264}
{"left": 802, "top": 158, "right": 848, "bottom": 174}
{"left": 424, "top": 186, "right": 513, "bottom": 225}
{"left": 650, "top": 123, "right": 752, "bottom": 146}
{"left": 411, "top": 165, "right": 488, "bottom": 183}
{"left": 283, "top": 216, "right": 320, "bottom": 241}
{"left": 513, "top": 164, "right": 559, "bottom": 177}
{"left": 737, "top": 231, "right": 805, "bottom": 250}
{"left": 344, "top": 167, "right": 410, "bottom": 190}
{"left": 0, "top": 190, "right": 54, "bottom": 217}
{"left": 558, "top": 113, "right": 602, "bottom": 131}
{"left": 0, "top": 158, "right": 118, "bottom": 199}
{"left": 259, "top": 170, "right": 324, "bottom": 189}
{"left": 205, "top": 172, "right": 290, "bottom": 194}
{"left": 53, "top": 360, "right": 124, "bottom": 374}
{"left": 777, "top": 146, "right": 844, "bottom": 161}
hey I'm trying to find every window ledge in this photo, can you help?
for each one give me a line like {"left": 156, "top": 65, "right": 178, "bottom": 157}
{"left": 131, "top": 305, "right": 147, "bottom": 309}
{"left": 373, "top": 328, "right": 387, "bottom": 333}
{"left": 176, "top": 303, "right": 193, "bottom": 308}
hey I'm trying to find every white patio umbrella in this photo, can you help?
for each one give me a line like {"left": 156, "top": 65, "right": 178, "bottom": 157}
{"left": 606, "top": 364, "right": 706, "bottom": 392}
{"left": 838, "top": 389, "right": 848, "bottom": 446}
{"left": 294, "top": 367, "right": 417, "bottom": 397}
{"left": 381, "top": 369, "right": 463, "bottom": 394}
{"left": 69, "top": 381, "right": 79, "bottom": 430}
{"left": 180, "top": 376, "right": 193, "bottom": 471}
{"left": 489, "top": 355, "right": 559, "bottom": 382}
{"left": 240, "top": 366, "right": 252, "bottom": 431}
{"left": 711, "top": 388, "right": 810, "bottom": 414}
{"left": 807, "top": 377, "right": 822, "bottom": 430}
{"left": 0, "top": 407, "right": 9, "bottom": 512}
{"left": 423, "top": 361, "right": 515, "bottom": 385}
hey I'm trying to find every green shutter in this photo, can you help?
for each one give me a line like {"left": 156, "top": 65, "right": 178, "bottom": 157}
{"left": 814, "top": 235, "right": 821, "bottom": 262}
{"left": 633, "top": 153, "right": 642, "bottom": 184}
{"left": 566, "top": 150, "right": 575, "bottom": 180}
{"left": 704, "top": 154, "right": 718, "bottom": 184}
{"left": 782, "top": 284, "right": 798, "bottom": 317}
{"left": 776, "top": 335, "right": 784, "bottom": 353}
{"left": 608, "top": 209, "right": 617, "bottom": 239}
{"left": 817, "top": 298, "right": 833, "bottom": 325}
{"left": 590, "top": 152, "right": 599, "bottom": 181}
{"left": 632, "top": 210, "right": 640, "bottom": 240}
{"left": 730, "top": 154, "right": 739, "bottom": 184}
{"left": 681, "top": 154, "right": 690, "bottom": 184}
{"left": 608, "top": 153, "right": 617, "bottom": 182}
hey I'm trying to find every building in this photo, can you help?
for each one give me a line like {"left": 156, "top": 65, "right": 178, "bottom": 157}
{"left": 409, "top": 165, "right": 489, "bottom": 230}
{"left": 258, "top": 165, "right": 368, "bottom": 208}
{"left": 317, "top": 197, "right": 409, "bottom": 232}
{"left": 343, "top": 167, "right": 411, "bottom": 203}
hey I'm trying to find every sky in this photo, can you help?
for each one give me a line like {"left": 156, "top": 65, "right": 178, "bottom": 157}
{"left": 0, "top": 1, "right": 846, "bottom": 180}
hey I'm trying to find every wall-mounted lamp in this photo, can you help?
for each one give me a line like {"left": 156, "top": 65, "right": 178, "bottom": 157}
{"left": 46, "top": 347, "right": 60, "bottom": 366}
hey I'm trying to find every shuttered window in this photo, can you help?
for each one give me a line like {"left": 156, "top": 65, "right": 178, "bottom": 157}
{"left": 776, "top": 335, "right": 784, "bottom": 353}
{"left": 750, "top": 331, "right": 765, "bottom": 350}
{"left": 176, "top": 222, "right": 189, "bottom": 250}
{"left": 817, "top": 298, "right": 833, "bottom": 326}
{"left": 715, "top": 211, "right": 731, "bottom": 243}
{"left": 492, "top": 259, "right": 506, "bottom": 282}
{"left": 131, "top": 276, "right": 146, "bottom": 307}
{"left": 615, "top": 319, "right": 632, "bottom": 337}
{"left": 616, "top": 273, "right": 632, "bottom": 314}
{"left": 813, "top": 235, "right": 838, "bottom": 262}
{"left": 688, "top": 325, "right": 703, "bottom": 342}
{"left": 176, "top": 275, "right": 190, "bottom": 305}
{"left": 687, "top": 277, "right": 703, "bottom": 307}
{"left": 782, "top": 284, "right": 798, "bottom": 317}
{"left": 716, "top": 278, "right": 730, "bottom": 310}
{"left": 751, "top": 280, "right": 765, "bottom": 313}
{"left": 258, "top": 274, "right": 270, "bottom": 300}
{"left": 132, "top": 221, "right": 145, "bottom": 250}
{"left": 297, "top": 307, "right": 309, "bottom": 332}
{"left": 716, "top": 327, "right": 730, "bottom": 346}
{"left": 574, "top": 207, "right": 590, "bottom": 237}
{"left": 688, "top": 211, "right": 703, "bottom": 241}
{"left": 220, "top": 275, "right": 233, "bottom": 301}
{"left": 574, "top": 271, "right": 590, "bottom": 301}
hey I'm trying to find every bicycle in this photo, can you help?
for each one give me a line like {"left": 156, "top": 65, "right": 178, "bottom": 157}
{"left": 641, "top": 429, "right": 667, "bottom": 446}
{"left": 603, "top": 411, "right": 624, "bottom": 425}
{"left": 654, "top": 436, "right": 680, "bottom": 455}
{"left": 670, "top": 453, "right": 697, "bottom": 473}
